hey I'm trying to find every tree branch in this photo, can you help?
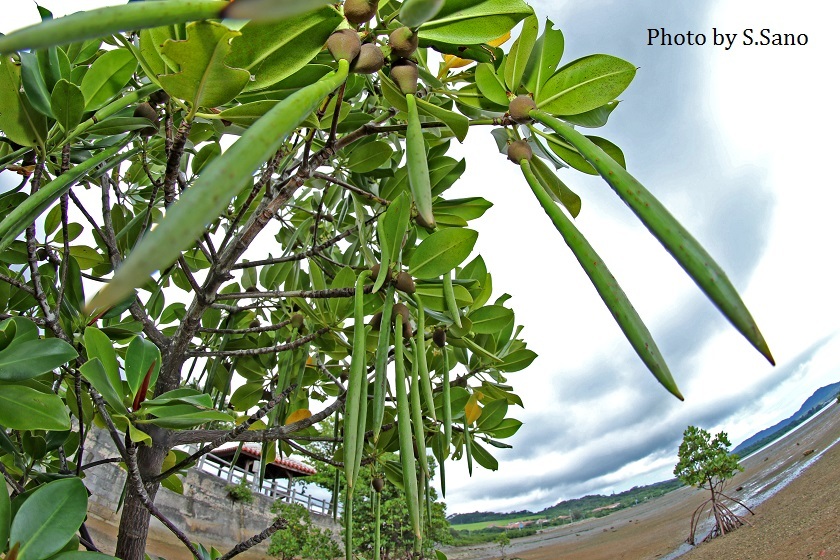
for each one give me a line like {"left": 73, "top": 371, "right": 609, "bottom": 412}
{"left": 187, "top": 327, "right": 329, "bottom": 357}
{"left": 219, "top": 516, "right": 288, "bottom": 560}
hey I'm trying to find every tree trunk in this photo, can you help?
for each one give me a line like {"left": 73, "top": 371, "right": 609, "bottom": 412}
{"left": 114, "top": 435, "right": 169, "bottom": 560}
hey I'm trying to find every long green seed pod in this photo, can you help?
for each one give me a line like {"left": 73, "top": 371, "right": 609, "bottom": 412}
{"left": 395, "top": 315, "right": 422, "bottom": 544}
{"left": 373, "top": 487, "right": 381, "bottom": 560}
{"left": 0, "top": 137, "right": 133, "bottom": 254}
{"left": 519, "top": 158, "right": 683, "bottom": 400}
{"left": 463, "top": 420, "right": 473, "bottom": 476}
{"left": 87, "top": 59, "right": 351, "bottom": 312}
{"left": 413, "top": 294, "right": 437, "bottom": 421}
{"left": 405, "top": 93, "right": 435, "bottom": 228}
{"left": 344, "top": 269, "right": 373, "bottom": 492}
{"left": 441, "top": 347, "right": 452, "bottom": 456}
{"left": 0, "top": 1, "right": 229, "bottom": 54}
{"left": 531, "top": 110, "right": 774, "bottom": 366}
{"left": 344, "top": 495, "right": 354, "bottom": 560}
{"left": 442, "top": 270, "right": 462, "bottom": 327}
{"left": 409, "top": 338, "right": 430, "bottom": 479}
{"left": 372, "top": 284, "right": 396, "bottom": 443}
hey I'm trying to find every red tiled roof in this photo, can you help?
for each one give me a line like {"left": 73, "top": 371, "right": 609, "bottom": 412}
{"left": 213, "top": 443, "right": 317, "bottom": 476}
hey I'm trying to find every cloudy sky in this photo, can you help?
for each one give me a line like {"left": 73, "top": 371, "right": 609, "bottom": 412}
{"left": 4, "top": 0, "right": 839, "bottom": 516}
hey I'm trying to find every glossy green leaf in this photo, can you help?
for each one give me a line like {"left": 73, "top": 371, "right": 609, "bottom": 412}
{"left": 0, "top": 55, "right": 48, "bottom": 147}
{"left": 522, "top": 18, "right": 564, "bottom": 97}
{"left": 498, "top": 348, "right": 537, "bottom": 372}
{"left": 111, "top": 415, "right": 152, "bottom": 446}
{"left": 419, "top": 0, "right": 533, "bottom": 45}
{"left": 400, "top": 0, "right": 444, "bottom": 27}
{"left": 415, "top": 96, "right": 469, "bottom": 142}
{"left": 434, "top": 197, "right": 492, "bottom": 222}
{"left": 0, "top": 1, "right": 228, "bottom": 53}
{"left": 520, "top": 157, "right": 681, "bottom": 397}
{"left": 217, "top": 100, "right": 276, "bottom": 126}
{"left": 80, "top": 49, "right": 138, "bottom": 111}
{"left": 80, "top": 358, "right": 128, "bottom": 415}
{"left": 475, "top": 63, "right": 509, "bottom": 107}
{"left": 560, "top": 100, "right": 618, "bottom": 128}
{"left": 476, "top": 398, "right": 507, "bottom": 430}
{"left": 409, "top": 228, "right": 478, "bottom": 279}
{"left": 192, "top": 142, "right": 222, "bottom": 175}
{"left": 159, "top": 21, "right": 250, "bottom": 112}
{"left": 143, "top": 388, "right": 213, "bottom": 408}
{"left": 138, "top": 407, "right": 234, "bottom": 429}
{"left": 546, "top": 133, "right": 625, "bottom": 175}
{"left": 504, "top": 13, "right": 538, "bottom": 90}
{"left": 532, "top": 111, "right": 774, "bottom": 366}
{"left": 0, "top": 385, "right": 71, "bottom": 431}
{"left": 468, "top": 305, "right": 513, "bottom": 334}
{"left": 470, "top": 439, "right": 499, "bottom": 470}
{"left": 10, "top": 478, "right": 87, "bottom": 560}
{"left": 536, "top": 54, "right": 635, "bottom": 116}
{"left": 0, "top": 338, "right": 78, "bottom": 381}
{"left": 125, "top": 335, "right": 161, "bottom": 399}
{"left": 529, "top": 155, "right": 581, "bottom": 217}
{"left": 19, "top": 52, "right": 53, "bottom": 118}
{"left": 86, "top": 60, "right": 350, "bottom": 312}
{"left": 487, "top": 417, "right": 522, "bottom": 439}
{"left": 51, "top": 552, "right": 121, "bottom": 560}
{"left": 84, "top": 327, "right": 123, "bottom": 394}
{"left": 230, "top": 381, "right": 264, "bottom": 411}
{"left": 226, "top": 6, "right": 343, "bottom": 92}
{"left": 348, "top": 140, "right": 393, "bottom": 173}
{"left": 415, "top": 281, "right": 473, "bottom": 311}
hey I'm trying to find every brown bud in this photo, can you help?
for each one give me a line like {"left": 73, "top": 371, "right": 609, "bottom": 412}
{"left": 326, "top": 29, "right": 361, "bottom": 63}
{"left": 390, "top": 59, "right": 418, "bottom": 95}
{"left": 149, "top": 89, "right": 170, "bottom": 105}
{"left": 133, "top": 102, "right": 159, "bottom": 137}
{"left": 370, "top": 311, "right": 383, "bottom": 330}
{"left": 244, "top": 285, "right": 259, "bottom": 293}
{"left": 249, "top": 319, "right": 261, "bottom": 329}
{"left": 343, "top": 0, "right": 378, "bottom": 25}
{"left": 351, "top": 43, "right": 385, "bottom": 74}
{"left": 291, "top": 313, "right": 305, "bottom": 329}
{"left": 507, "top": 140, "right": 533, "bottom": 164}
{"left": 433, "top": 328, "right": 446, "bottom": 348}
{"left": 508, "top": 95, "right": 537, "bottom": 124}
{"left": 389, "top": 26, "right": 418, "bottom": 58}
{"left": 372, "top": 477, "right": 385, "bottom": 493}
{"left": 394, "top": 271, "right": 416, "bottom": 294}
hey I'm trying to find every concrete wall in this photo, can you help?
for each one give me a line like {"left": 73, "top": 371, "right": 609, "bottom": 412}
{"left": 82, "top": 429, "right": 338, "bottom": 560}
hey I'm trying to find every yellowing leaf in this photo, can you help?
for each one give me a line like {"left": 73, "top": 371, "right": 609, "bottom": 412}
{"left": 438, "top": 32, "right": 510, "bottom": 77}
{"left": 285, "top": 408, "right": 312, "bottom": 425}
{"left": 464, "top": 393, "right": 482, "bottom": 426}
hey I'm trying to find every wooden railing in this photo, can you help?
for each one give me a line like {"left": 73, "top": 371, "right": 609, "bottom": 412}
{"left": 189, "top": 448, "right": 338, "bottom": 518}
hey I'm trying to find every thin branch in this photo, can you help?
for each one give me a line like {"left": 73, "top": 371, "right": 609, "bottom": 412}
{"left": 219, "top": 516, "right": 288, "bottom": 560}
{"left": 312, "top": 171, "right": 390, "bottom": 205}
{"left": 186, "top": 327, "right": 329, "bottom": 357}
{"left": 81, "top": 457, "right": 124, "bottom": 471}
{"left": 197, "top": 318, "right": 293, "bottom": 335}
{"left": 0, "top": 461, "right": 25, "bottom": 495}
{"left": 0, "top": 271, "right": 35, "bottom": 295}
{"left": 216, "top": 285, "right": 372, "bottom": 301}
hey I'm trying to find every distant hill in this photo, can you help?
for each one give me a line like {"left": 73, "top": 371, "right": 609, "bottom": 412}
{"left": 732, "top": 380, "right": 840, "bottom": 458}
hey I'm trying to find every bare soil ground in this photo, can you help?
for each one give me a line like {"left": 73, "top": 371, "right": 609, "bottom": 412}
{"left": 445, "top": 401, "right": 840, "bottom": 560}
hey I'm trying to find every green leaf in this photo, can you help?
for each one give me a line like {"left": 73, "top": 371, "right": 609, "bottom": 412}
{"left": 400, "top": 0, "right": 445, "bottom": 27}
{"left": 522, "top": 18, "right": 564, "bottom": 97}
{"left": 19, "top": 52, "right": 53, "bottom": 118}
{"left": 0, "top": 338, "right": 78, "bottom": 381}
{"left": 536, "top": 54, "right": 636, "bottom": 116}
{"left": 409, "top": 228, "right": 478, "bottom": 279}
{"left": 125, "top": 336, "right": 161, "bottom": 399}
{"left": 0, "top": 385, "right": 70, "bottom": 432}
{"left": 475, "top": 63, "right": 509, "bottom": 107}
{"left": 532, "top": 111, "right": 774, "bottom": 366}
{"left": 415, "top": 281, "right": 472, "bottom": 311}
{"left": 79, "top": 358, "right": 128, "bottom": 415}
{"left": 419, "top": 0, "right": 533, "bottom": 45}
{"left": 434, "top": 197, "right": 492, "bottom": 222}
{"left": 226, "top": 6, "right": 343, "bottom": 92}
{"left": 487, "top": 417, "right": 522, "bottom": 439}
{"left": 348, "top": 140, "right": 393, "bottom": 173}
{"left": 140, "top": 409, "right": 234, "bottom": 429}
{"left": 10, "top": 478, "right": 87, "bottom": 560}
{"left": 111, "top": 415, "right": 152, "bottom": 446}
{"left": 476, "top": 398, "right": 507, "bottom": 430}
{"left": 0, "top": 139, "right": 132, "bottom": 256}
{"left": 415, "top": 96, "right": 469, "bottom": 142}
{"left": 86, "top": 60, "right": 350, "bottom": 312}
{"left": 529, "top": 155, "right": 581, "bottom": 217}
{"left": 230, "top": 382, "right": 264, "bottom": 411}
{"left": 406, "top": 94, "right": 435, "bottom": 228}
{"left": 192, "top": 142, "right": 222, "bottom": 175}
{"left": 218, "top": 100, "right": 276, "bottom": 126}
{"left": 0, "top": 1, "right": 230, "bottom": 54}
{"left": 80, "top": 48, "right": 138, "bottom": 111}
{"left": 503, "top": 13, "right": 538, "bottom": 90}
{"left": 158, "top": 21, "right": 250, "bottom": 112}
{"left": 546, "top": 134, "right": 625, "bottom": 176}
{"left": 498, "top": 348, "right": 537, "bottom": 372}
{"left": 142, "top": 388, "right": 213, "bottom": 408}
{"left": 468, "top": 305, "right": 513, "bottom": 335}
{"left": 0, "top": 55, "right": 48, "bottom": 147}
{"left": 560, "top": 100, "right": 619, "bottom": 128}
{"left": 470, "top": 439, "right": 498, "bottom": 470}
{"left": 51, "top": 551, "right": 122, "bottom": 559}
